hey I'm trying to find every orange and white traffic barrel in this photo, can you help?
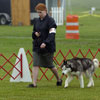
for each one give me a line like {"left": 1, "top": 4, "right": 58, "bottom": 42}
{"left": 66, "top": 15, "right": 79, "bottom": 39}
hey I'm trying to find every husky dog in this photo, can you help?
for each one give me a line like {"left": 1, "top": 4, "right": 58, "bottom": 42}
{"left": 61, "top": 57, "right": 99, "bottom": 88}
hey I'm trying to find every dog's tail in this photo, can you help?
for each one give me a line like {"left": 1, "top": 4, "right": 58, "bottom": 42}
{"left": 93, "top": 58, "right": 99, "bottom": 68}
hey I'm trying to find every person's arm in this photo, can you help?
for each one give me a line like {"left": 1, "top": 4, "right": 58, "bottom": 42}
{"left": 32, "top": 31, "right": 40, "bottom": 39}
{"left": 45, "top": 28, "right": 56, "bottom": 43}
{"left": 40, "top": 28, "right": 56, "bottom": 48}
{"left": 32, "top": 18, "right": 41, "bottom": 39}
{"left": 40, "top": 17, "right": 57, "bottom": 49}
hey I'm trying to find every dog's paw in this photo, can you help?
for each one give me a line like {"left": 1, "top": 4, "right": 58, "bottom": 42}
{"left": 64, "top": 85, "right": 68, "bottom": 88}
{"left": 87, "top": 82, "right": 94, "bottom": 88}
{"left": 87, "top": 83, "right": 94, "bottom": 88}
{"left": 80, "top": 86, "right": 84, "bottom": 88}
{"left": 80, "top": 84, "right": 84, "bottom": 88}
{"left": 64, "top": 86, "right": 68, "bottom": 88}
{"left": 87, "top": 85, "right": 92, "bottom": 88}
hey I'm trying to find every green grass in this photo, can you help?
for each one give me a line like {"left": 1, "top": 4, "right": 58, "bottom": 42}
{"left": 66, "top": 0, "right": 100, "bottom": 14}
{"left": 0, "top": 1, "right": 100, "bottom": 99}
{"left": 0, "top": 77, "right": 100, "bottom": 100}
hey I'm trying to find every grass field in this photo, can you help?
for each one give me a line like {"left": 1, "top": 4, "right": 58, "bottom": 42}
{"left": 0, "top": 0, "right": 100, "bottom": 100}
{"left": 66, "top": 0, "right": 100, "bottom": 14}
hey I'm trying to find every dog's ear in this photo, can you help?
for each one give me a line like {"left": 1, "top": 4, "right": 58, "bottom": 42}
{"left": 64, "top": 60, "right": 67, "bottom": 64}
{"left": 60, "top": 60, "right": 67, "bottom": 68}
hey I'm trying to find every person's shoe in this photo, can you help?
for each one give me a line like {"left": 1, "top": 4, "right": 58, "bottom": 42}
{"left": 27, "top": 84, "right": 37, "bottom": 88}
{"left": 56, "top": 79, "right": 62, "bottom": 86}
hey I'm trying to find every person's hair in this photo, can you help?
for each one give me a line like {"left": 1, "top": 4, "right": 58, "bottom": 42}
{"left": 35, "top": 3, "right": 47, "bottom": 11}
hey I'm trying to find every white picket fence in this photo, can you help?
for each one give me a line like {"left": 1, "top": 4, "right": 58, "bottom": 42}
{"left": 51, "top": 7, "right": 64, "bottom": 26}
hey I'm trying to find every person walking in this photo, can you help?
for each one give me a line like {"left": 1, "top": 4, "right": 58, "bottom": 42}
{"left": 28, "top": 3, "right": 62, "bottom": 88}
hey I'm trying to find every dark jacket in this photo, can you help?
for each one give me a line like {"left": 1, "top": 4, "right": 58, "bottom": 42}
{"left": 32, "top": 14, "right": 57, "bottom": 54}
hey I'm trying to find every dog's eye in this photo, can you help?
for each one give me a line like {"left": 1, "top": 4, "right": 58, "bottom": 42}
{"left": 66, "top": 64, "right": 71, "bottom": 68}
{"left": 69, "top": 64, "right": 71, "bottom": 67}
{"left": 62, "top": 65, "right": 66, "bottom": 70}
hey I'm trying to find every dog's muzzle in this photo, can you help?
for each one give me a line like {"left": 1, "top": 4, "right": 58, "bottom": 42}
{"left": 62, "top": 70, "right": 67, "bottom": 75}
{"left": 62, "top": 68, "right": 71, "bottom": 75}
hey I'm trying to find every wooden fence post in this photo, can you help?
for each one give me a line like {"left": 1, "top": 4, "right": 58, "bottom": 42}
{"left": 11, "top": 0, "right": 30, "bottom": 26}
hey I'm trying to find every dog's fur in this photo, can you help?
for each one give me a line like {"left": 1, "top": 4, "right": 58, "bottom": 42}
{"left": 61, "top": 57, "right": 99, "bottom": 88}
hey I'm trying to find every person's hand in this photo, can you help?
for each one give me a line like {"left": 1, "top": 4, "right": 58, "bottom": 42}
{"left": 40, "top": 43, "right": 46, "bottom": 48}
{"left": 35, "top": 32, "right": 40, "bottom": 37}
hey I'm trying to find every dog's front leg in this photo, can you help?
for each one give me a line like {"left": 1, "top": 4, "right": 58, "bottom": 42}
{"left": 87, "top": 77, "right": 94, "bottom": 88}
{"left": 64, "top": 75, "right": 73, "bottom": 88}
{"left": 79, "top": 74, "right": 84, "bottom": 88}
